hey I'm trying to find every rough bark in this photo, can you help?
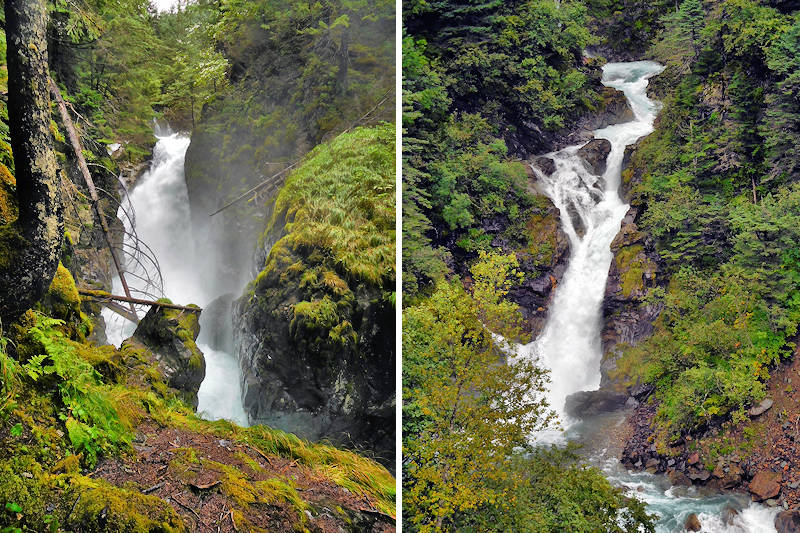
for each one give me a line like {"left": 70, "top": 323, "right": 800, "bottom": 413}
{"left": 0, "top": 0, "right": 63, "bottom": 323}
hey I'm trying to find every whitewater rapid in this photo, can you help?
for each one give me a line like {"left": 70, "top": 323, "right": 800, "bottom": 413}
{"left": 102, "top": 130, "right": 248, "bottom": 426}
{"left": 523, "top": 61, "right": 778, "bottom": 532}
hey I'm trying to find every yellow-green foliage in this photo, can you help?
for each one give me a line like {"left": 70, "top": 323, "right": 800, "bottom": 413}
{"left": 39, "top": 263, "right": 93, "bottom": 340}
{"left": 69, "top": 476, "right": 187, "bottom": 532}
{"left": 265, "top": 124, "right": 395, "bottom": 288}
{"left": 0, "top": 161, "right": 16, "bottom": 225}
{"left": 525, "top": 206, "right": 558, "bottom": 267}
{"left": 0, "top": 303, "right": 395, "bottom": 526}
{"left": 615, "top": 244, "right": 648, "bottom": 298}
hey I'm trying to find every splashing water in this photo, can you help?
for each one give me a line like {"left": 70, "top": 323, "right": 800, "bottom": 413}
{"left": 102, "top": 129, "right": 248, "bottom": 426}
{"left": 520, "top": 61, "right": 665, "bottom": 423}
{"left": 520, "top": 62, "right": 778, "bottom": 531}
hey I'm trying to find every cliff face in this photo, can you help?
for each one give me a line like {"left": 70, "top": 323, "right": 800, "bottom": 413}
{"left": 233, "top": 125, "right": 395, "bottom": 466}
{"left": 599, "top": 206, "right": 664, "bottom": 393}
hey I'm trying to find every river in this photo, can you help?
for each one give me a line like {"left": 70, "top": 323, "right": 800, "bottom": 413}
{"left": 102, "top": 129, "right": 248, "bottom": 427}
{"left": 523, "top": 61, "right": 778, "bottom": 532}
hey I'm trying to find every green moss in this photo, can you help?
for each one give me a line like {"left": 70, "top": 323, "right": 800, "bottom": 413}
{"left": 69, "top": 476, "right": 187, "bottom": 532}
{"left": 0, "top": 162, "right": 17, "bottom": 225}
{"left": 0, "top": 223, "right": 26, "bottom": 270}
{"left": 615, "top": 244, "right": 647, "bottom": 298}
{"left": 39, "top": 262, "right": 90, "bottom": 341}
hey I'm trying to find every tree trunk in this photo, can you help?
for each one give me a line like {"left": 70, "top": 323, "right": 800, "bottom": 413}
{"left": 0, "top": 0, "right": 63, "bottom": 323}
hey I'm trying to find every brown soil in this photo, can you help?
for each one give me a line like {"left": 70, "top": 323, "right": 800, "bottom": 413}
{"left": 91, "top": 422, "right": 395, "bottom": 532}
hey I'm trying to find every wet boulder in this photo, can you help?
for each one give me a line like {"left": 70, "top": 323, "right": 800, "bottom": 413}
{"left": 577, "top": 139, "right": 612, "bottom": 175}
{"left": 531, "top": 156, "right": 556, "bottom": 176}
{"left": 776, "top": 510, "right": 800, "bottom": 533}
{"left": 684, "top": 513, "right": 702, "bottom": 532}
{"left": 126, "top": 301, "right": 205, "bottom": 408}
{"left": 199, "top": 292, "right": 234, "bottom": 351}
{"left": 564, "top": 390, "right": 629, "bottom": 419}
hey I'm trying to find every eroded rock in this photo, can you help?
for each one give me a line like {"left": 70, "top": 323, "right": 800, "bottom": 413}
{"left": 564, "top": 390, "right": 629, "bottom": 419}
{"left": 199, "top": 292, "right": 234, "bottom": 351}
{"left": 577, "top": 138, "right": 612, "bottom": 175}
{"left": 532, "top": 156, "right": 556, "bottom": 176}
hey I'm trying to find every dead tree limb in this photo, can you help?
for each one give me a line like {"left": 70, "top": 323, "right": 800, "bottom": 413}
{"left": 49, "top": 77, "right": 138, "bottom": 319}
{"left": 78, "top": 288, "right": 202, "bottom": 314}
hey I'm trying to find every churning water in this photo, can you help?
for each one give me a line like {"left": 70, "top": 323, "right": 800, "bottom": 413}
{"left": 102, "top": 130, "right": 248, "bottom": 426}
{"left": 522, "top": 62, "right": 778, "bottom": 531}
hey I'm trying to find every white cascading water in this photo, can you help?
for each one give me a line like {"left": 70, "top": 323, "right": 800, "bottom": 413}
{"left": 523, "top": 61, "right": 778, "bottom": 532}
{"left": 102, "top": 129, "right": 248, "bottom": 426}
{"left": 522, "top": 60, "right": 665, "bottom": 421}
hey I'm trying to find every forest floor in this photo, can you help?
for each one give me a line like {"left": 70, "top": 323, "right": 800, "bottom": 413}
{"left": 91, "top": 422, "right": 395, "bottom": 532}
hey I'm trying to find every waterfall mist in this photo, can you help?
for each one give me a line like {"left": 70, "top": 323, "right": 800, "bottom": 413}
{"left": 103, "top": 129, "right": 248, "bottom": 426}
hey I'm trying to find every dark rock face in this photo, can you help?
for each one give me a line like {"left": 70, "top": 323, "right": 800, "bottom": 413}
{"left": 199, "top": 293, "right": 234, "bottom": 351}
{"left": 600, "top": 207, "right": 663, "bottom": 393}
{"left": 776, "top": 510, "right": 800, "bottom": 533}
{"left": 127, "top": 303, "right": 206, "bottom": 408}
{"left": 564, "top": 390, "right": 629, "bottom": 419}
{"left": 532, "top": 156, "right": 556, "bottom": 176}
{"left": 508, "top": 193, "right": 571, "bottom": 337}
{"left": 233, "top": 245, "right": 395, "bottom": 467}
{"left": 546, "top": 86, "right": 636, "bottom": 153}
{"left": 577, "top": 139, "right": 612, "bottom": 175}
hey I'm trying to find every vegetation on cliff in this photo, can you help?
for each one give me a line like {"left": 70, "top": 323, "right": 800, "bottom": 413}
{"left": 402, "top": 252, "right": 653, "bottom": 532}
{"left": 614, "top": 0, "right": 800, "bottom": 450}
{"left": 182, "top": 0, "right": 396, "bottom": 292}
{"left": 401, "top": 0, "right": 661, "bottom": 530}
{"left": 402, "top": 0, "right": 600, "bottom": 295}
{"left": 237, "top": 123, "right": 396, "bottom": 462}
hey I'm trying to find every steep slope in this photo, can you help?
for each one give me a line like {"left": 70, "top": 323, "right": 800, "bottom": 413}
{"left": 234, "top": 124, "right": 395, "bottom": 466}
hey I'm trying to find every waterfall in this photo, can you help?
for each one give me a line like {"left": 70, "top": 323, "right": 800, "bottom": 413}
{"left": 521, "top": 61, "right": 665, "bottom": 421}
{"left": 102, "top": 130, "right": 248, "bottom": 426}
{"left": 521, "top": 61, "right": 778, "bottom": 532}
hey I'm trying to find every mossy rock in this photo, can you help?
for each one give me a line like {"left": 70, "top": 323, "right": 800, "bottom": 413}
{"left": 128, "top": 302, "right": 205, "bottom": 409}
{"left": 615, "top": 244, "right": 652, "bottom": 299}
{"left": 37, "top": 263, "right": 92, "bottom": 341}
{"left": 69, "top": 476, "right": 187, "bottom": 532}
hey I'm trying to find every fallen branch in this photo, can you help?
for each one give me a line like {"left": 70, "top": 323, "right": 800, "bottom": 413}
{"left": 78, "top": 288, "right": 201, "bottom": 314}
{"left": 49, "top": 78, "right": 138, "bottom": 319}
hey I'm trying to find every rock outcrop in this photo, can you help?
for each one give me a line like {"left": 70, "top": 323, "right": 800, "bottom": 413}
{"left": 508, "top": 193, "right": 571, "bottom": 337}
{"left": 199, "top": 292, "right": 234, "bottom": 351}
{"left": 599, "top": 207, "right": 663, "bottom": 393}
{"left": 564, "top": 390, "right": 629, "bottom": 419}
{"left": 578, "top": 138, "right": 612, "bottom": 175}
{"left": 750, "top": 471, "right": 782, "bottom": 501}
{"left": 125, "top": 301, "right": 205, "bottom": 408}
{"left": 232, "top": 126, "right": 395, "bottom": 467}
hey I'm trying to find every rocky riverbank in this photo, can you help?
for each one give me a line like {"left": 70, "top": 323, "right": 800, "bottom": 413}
{"left": 616, "top": 343, "right": 800, "bottom": 532}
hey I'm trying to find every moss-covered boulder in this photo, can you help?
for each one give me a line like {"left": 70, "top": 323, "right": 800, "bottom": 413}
{"left": 125, "top": 301, "right": 205, "bottom": 408}
{"left": 234, "top": 125, "right": 395, "bottom": 466}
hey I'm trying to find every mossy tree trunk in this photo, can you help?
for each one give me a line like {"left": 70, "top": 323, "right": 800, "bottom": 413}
{"left": 0, "top": 0, "right": 63, "bottom": 323}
